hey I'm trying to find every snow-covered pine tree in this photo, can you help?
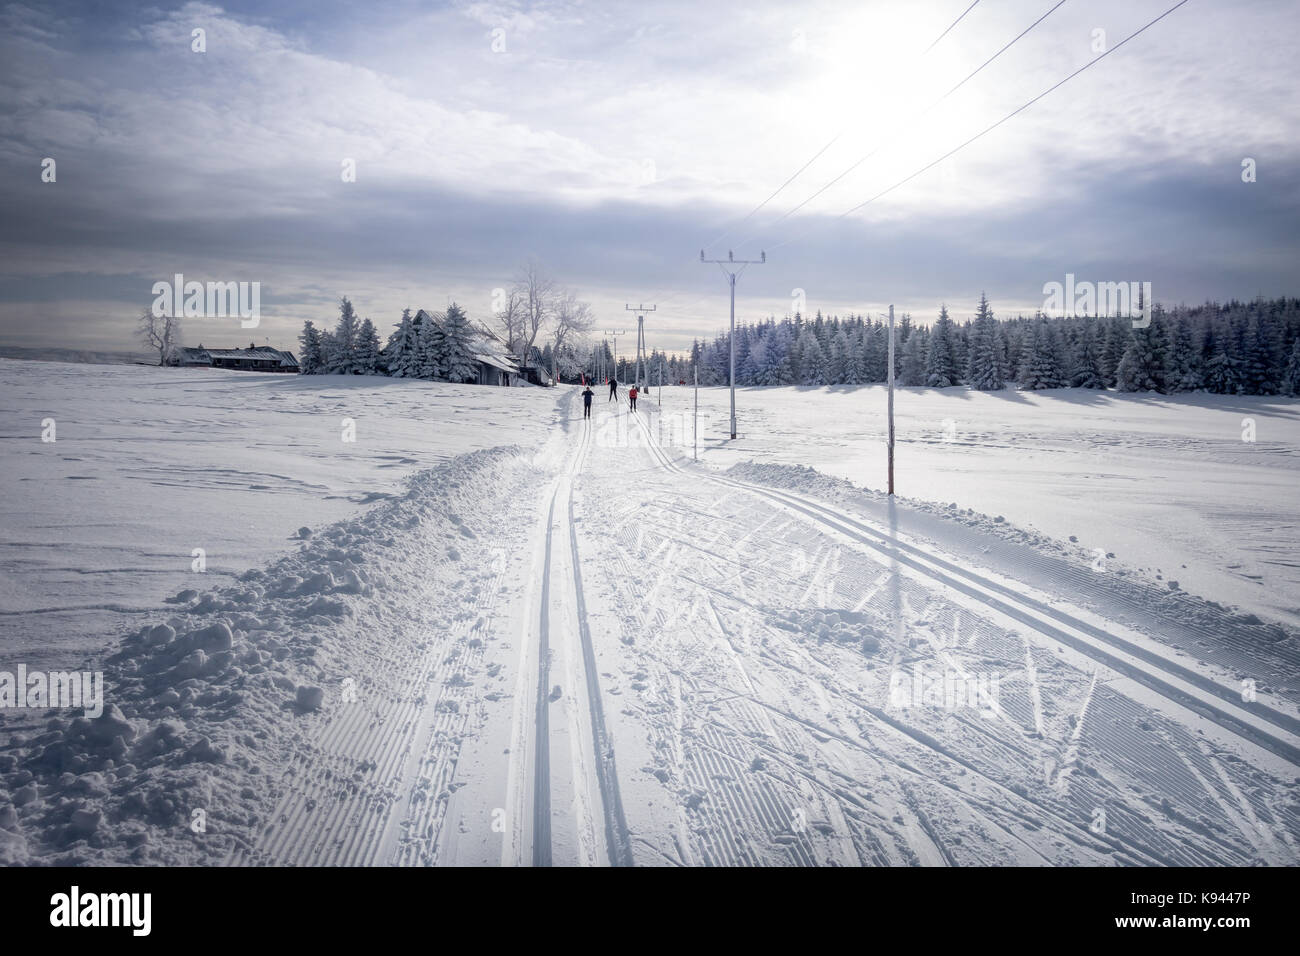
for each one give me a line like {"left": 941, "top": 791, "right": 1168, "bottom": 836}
{"left": 1240, "top": 315, "right": 1276, "bottom": 395}
{"left": 298, "top": 320, "right": 324, "bottom": 374}
{"left": 753, "top": 333, "right": 788, "bottom": 386}
{"left": 899, "top": 328, "right": 926, "bottom": 386}
{"left": 992, "top": 322, "right": 1011, "bottom": 384}
{"left": 442, "top": 303, "right": 480, "bottom": 384}
{"left": 1282, "top": 338, "right": 1300, "bottom": 397}
{"left": 417, "top": 312, "right": 446, "bottom": 380}
{"left": 952, "top": 321, "right": 969, "bottom": 378}
{"left": 355, "top": 318, "right": 380, "bottom": 374}
{"left": 1018, "top": 317, "right": 1068, "bottom": 390}
{"left": 966, "top": 294, "right": 1004, "bottom": 390}
{"left": 1115, "top": 311, "right": 1170, "bottom": 392}
{"left": 842, "top": 327, "right": 867, "bottom": 384}
{"left": 828, "top": 329, "right": 851, "bottom": 384}
{"left": 1200, "top": 325, "right": 1241, "bottom": 394}
{"left": 386, "top": 309, "right": 420, "bottom": 378}
{"left": 1068, "top": 318, "right": 1104, "bottom": 388}
{"left": 925, "top": 306, "right": 958, "bottom": 387}
{"left": 330, "top": 297, "right": 361, "bottom": 373}
{"left": 1167, "top": 319, "right": 1203, "bottom": 392}
{"left": 1101, "top": 316, "right": 1129, "bottom": 387}
{"left": 796, "top": 326, "right": 827, "bottom": 385}
{"left": 318, "top": 330, "right": 339, "bottom": 373}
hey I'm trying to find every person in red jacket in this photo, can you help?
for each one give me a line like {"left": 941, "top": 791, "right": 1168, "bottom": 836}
{"left": 628, "top": 385, "right": 638, "bottom": 411}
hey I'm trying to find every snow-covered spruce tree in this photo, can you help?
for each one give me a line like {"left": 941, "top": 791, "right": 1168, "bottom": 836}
{"left": 796, "top": 326, "right": 827, "bottom": 385}
{"left": 318, "top": 330, "right": 339, "bottom": 372}
{"left": 298, "top": 320, "right": 324, "bottom": 374}
{"left": 992, "top": 322, "right": 1012, "bottom": 384}
{"left": 329, "top": 297, "right": 361, "bottom": 373}
{"left": 442, "top": 303, "right": 480, "bottom": 384}
{"left": 1282, "top": 338, "right": 1300, "bottom": 396}
{"left": 1167, "top": 319, "right": 1203, "bottom": 392}
{"left": 1240, "top": 315, "right": 1277, "bottom": 395}
{"left": 355, "top": 318, "right": 380, "bottom": 374}
{"left": 1002, "top": 320, "right": 1027, "bottom": 382}
{"left": 386, "top": 309, "right": 420, "bottom": 378}
{"left": 1101, "top": 316, "right": 1129, "bottom": 387}
{"left": 966, "top": 294, "right": 1004, "bottom": 390}
{"left": 1200, "top": 325, "right": 1241, "bottom": 394}
{"left": 1115, "top": 311, "right": 1170, "bottom": 392}
{"left": 752, "top": 335, "right": 787, "bottom": 386}
{"left": 899, "top": 328, "right": 927, "bottom": 386}
{"left": 1018, "top": 317, "right": 1068, "bottom": 390}
{"left": 1068, "top": 318, "right": 1105, "bottom": 388}
{"left": 828, "top": 329, "right": 851, "bottom": 384}
{"left": 925, "top": 306, "right": 959, "bottom": 387}
{"left": 416, "top": 312, "right": 446, "bottom": 380}
{"left": 842, "top": 327, "right": 867, "bottom": 384}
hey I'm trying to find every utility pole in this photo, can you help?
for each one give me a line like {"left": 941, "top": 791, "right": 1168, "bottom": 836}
{"left": 887, "top": 304, "right": 895, "bottom": 496}
{"left": 605, "top": 329, "right": 626, "bottom": 384}
{"left": 625, "top": 304, "right": 655, "bottom": 389}
{"left": 693, "top": 359, "right": 698, "bottom": 461}
{"left": 700, "top": 249, "right": 765, "bottom": 440}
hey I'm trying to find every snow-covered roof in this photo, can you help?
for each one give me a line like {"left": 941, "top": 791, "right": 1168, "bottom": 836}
{"left": 202, "top": 346, "right": 286, "bottom": 361}
{"left": 473, "top": 352, "right": 517, "bottom": 373}
{"left": 178, "top": 346, "right": 298, "bottom": 366}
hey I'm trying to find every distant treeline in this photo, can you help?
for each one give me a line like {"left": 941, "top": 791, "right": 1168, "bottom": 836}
{"left": 635, "top": 296, "right": 1300, "bottom": 395}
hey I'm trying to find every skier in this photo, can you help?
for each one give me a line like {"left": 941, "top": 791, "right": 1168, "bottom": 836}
{"left": 608, "top": 376, "right": 618, "bottom": 402}
{"left": 581, "top": 384, "right": 594, "bottom": 418}
{"left": 628, "top": 385, "right": 638, "bottom": 411}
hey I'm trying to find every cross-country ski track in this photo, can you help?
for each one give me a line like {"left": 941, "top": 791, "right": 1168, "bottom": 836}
{"left": 230, "top": 388, "right": 1299, "bottom": 867}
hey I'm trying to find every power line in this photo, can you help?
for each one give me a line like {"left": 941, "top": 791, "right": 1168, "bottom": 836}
{"left": 700, "top": 0, "right": 984, "bottom": 253}
{"left": 769, "top": 0, "right": 1193, "bottom": 253}
{"left": 654, "top": 0, "right": 1189, "bottom": 340}
{"left": 736, "top": 0, "right": 1070, "bottom": 249}
{"left": 924, "top": 0, "right": 981, "bottom": 54}
{"left": 642, "top": 5, "right": 986, "bottom": 316}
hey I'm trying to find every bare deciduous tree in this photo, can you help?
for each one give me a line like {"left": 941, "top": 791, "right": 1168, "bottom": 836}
{"left": 493, "top": 287, "right": 528, "bottom": 362}
{"left": 137, "top": 308, "right": 182, "bottom": 365}
{"left": 513, "top": 262, "right": 556, "bottom": 370}
{"left": 552, "top": 291, "right": 594, "bottom": 381}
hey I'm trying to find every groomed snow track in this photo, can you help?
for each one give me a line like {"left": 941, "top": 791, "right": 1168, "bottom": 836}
{"left": 627, "top": 407, "right": 1300, "bottom": 769}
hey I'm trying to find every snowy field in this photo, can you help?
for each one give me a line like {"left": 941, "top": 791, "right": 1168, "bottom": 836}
{"left": 1, "top": 359, "right": 1298, "bottom": 866}
{"left": 661, "top": 383, "right": 1300, "bottom": 628}
{"left": 0, "top": 359, "right": 559, "bottom": 666}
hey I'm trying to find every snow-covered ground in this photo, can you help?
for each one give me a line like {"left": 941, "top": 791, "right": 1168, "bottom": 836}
{"left": 661, "top": 383, "right": 1300, "bottom": 628}
{"left": 1, "top": 359, "right": 1297, "bottom": 866}
{"left": 0, "top": 359, "right": 558, "bottom": 667}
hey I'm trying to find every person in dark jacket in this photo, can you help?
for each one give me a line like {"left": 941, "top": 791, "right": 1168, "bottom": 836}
{"left": 581, "top": 385, "right": 594, "bottom": 418}
{"left": 608, "top": 377, "right": 618, "bottom": 401}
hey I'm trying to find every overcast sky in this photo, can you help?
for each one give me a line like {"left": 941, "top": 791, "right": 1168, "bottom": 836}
{"left": 1, "top": 0, "right": 1297, "bottom": 354}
